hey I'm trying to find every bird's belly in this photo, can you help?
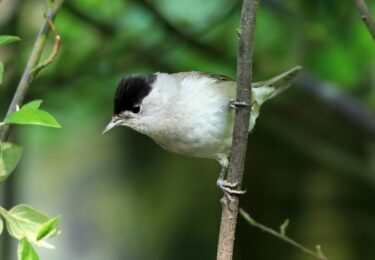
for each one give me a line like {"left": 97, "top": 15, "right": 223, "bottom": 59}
{"left": 153, "top": 132, "right": 230, "bottom": 159}
{"left": 150, "top": 112, "right": 233, "bottom": 159}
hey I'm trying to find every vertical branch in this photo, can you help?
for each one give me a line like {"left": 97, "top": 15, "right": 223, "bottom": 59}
{"left": 216, "top": 1, "right": 259, "bottom": 260}
{"left": 355, "top": 0, "right": 375, "bottom": 40}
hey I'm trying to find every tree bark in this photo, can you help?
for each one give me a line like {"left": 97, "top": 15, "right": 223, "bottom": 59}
{"left": 216, "top": 1, "right": 259, "bottom": 260}
{"left": 355, "top": 0, "right": 375, "bottom": 40}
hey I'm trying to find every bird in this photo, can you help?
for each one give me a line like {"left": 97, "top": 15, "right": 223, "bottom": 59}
{"left": 103, "top": 66, "right": 301, "bottom": 197}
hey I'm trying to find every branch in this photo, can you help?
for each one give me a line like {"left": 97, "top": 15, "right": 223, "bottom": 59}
{"left": 355, "top": 0, "right": 375, "bottom": 40}
{"left": 216, "top": 1, "right": 259, "bottom": 260}
{"left": 239, "top": 209, "right": 328, "bottom": 260}
{"left": 0, "top": 1, "right": 64, "bottom": 141}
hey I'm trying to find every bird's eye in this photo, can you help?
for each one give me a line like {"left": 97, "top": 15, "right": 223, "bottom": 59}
{"left": 131, "top": 105, "right": 141, "bottom": 113}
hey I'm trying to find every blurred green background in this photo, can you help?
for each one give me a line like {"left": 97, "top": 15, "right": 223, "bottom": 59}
{"left": 1, "top": 0, "right": 374, "bottom": 259}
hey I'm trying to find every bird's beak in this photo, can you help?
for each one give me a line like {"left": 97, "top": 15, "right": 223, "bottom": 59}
{"left": 102, "top": 118, "right": 122, "bottom": 134}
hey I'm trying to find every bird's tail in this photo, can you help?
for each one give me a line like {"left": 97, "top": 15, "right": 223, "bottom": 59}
{"left": 248, "top": 66, "right": 301, "bottom": 132}
{"left": 251, "top": 66, "right": 302, "bottom": 105}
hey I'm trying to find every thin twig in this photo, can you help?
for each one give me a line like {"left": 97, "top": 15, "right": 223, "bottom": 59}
{"left": 30, "top": 19, "right": 61, "bottom": 75}
{"left": 216, "top": 1, "right": 259, "bottom": 260}
{"left": 355, "top": 0, "right": 375, "bottom": 40}
{"left": 239, "top": 208, "right": 328, "bottom": 260}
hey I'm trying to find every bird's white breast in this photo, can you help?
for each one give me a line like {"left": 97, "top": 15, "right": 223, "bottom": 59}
{"left": 136, "top": 73, "right": 236, "bottom": 160}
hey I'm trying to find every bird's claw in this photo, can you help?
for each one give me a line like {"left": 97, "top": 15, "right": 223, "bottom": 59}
{"left": 217, "top": 179, "right": 246, "bottom": 201}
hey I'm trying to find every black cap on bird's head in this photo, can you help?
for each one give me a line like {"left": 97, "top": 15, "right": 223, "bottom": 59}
{"left": 114, "top": 74, "right": 156, "bottom": 115}
{"left": 103, "top": 74, "right": 156, "bottom": 134}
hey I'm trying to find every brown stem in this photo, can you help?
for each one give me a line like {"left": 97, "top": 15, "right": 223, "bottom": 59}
{"left": 216, "top": 1, "right": 259, "bottom": 260}
{"left": 30, "top": 19, "right": 61, "bottom": 75}
{"left": 355, "top": 0, "right": 375, "bottom": 40}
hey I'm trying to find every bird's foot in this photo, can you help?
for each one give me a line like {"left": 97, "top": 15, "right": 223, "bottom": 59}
{"left": 229, "top": 100, "right": 250, "bottom": 110}
{"left": 217, "top": 179, "right": 246, "bottom": 201}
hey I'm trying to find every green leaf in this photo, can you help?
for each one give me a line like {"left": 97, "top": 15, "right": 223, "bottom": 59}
{"left": 36, "top": 216, "right": 61, "bottom": 241}
{"left": 22, "top": 100, "right": 43, "bottom": 110}
{"left": 5, "top": 108, "right": 61, "bottom": 128}
{"left": 2, "top": 205, "right": 60, "bottom": 248}
{"left": 0, "top": 142, "right": 23, "bottom": 182}
{"left": 0, "top": 62, "right": 3, "bottom": 85}
{"left": 4, "top": 100, "right": 61, "bottom": 128}
{"left": 0, "top": 35, "right": 20, "bottom": 46}
{"left": 0, "top": 217, "right": 3, "bottom": 235}
{"left": 18, "top": 238, "right": 39, "bottom": 260}
{"left": 4, "top": 205, "right": 49, "bottom": 240}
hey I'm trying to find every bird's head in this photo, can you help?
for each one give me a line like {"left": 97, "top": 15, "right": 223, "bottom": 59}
{"left": 103, "top": 74, "right": 156, "bottom": 134}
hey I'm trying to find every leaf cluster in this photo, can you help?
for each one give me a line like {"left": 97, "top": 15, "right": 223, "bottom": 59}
{"left": 0, "top": 35, "right": 62, "bottom": 260}
{"left": 0, "top": 205, "right": 61, "bottom": 260}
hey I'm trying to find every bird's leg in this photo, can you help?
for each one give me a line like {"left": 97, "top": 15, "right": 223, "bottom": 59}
{"left": 216, "top": 163, "right": 246, "bottom": 201}
{"left": 229, "top": 99, "right": 250, "bottom": 110}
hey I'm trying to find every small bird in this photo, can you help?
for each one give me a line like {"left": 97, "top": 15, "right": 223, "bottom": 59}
{"left": 103, "top": 66, "right": 301, "bottom": 197}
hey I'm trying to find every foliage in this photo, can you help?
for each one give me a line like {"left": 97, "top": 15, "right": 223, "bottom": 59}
{"left": 0, "top": 142, "right": 23, "bottom": 182}
{"left": 0, "top": 34, "right": 62, "bottom": 260}
{"left": 0, "top": 205, "right": 61, "bottom": 247}
{"left": 0, "top": 35, "right": 19, "bottom": 86}
{"left": 0, "top": 35, "right": 20, "bottom": 46}
{"left": 18, "top": 238, "right": 39, "bottom": 260}
{"left": 5, "top": 100, "right": 62, "bottom": 128}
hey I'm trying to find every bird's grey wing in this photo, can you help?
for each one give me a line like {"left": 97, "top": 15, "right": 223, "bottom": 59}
{"left": 172, "top": 66, "right": 301, "bottom": 88}
{"left": 172, "top": 71, "right": 234, "bottom": 83}
{"left": 199, "top": 72, "right": 234, "bottom": 82}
